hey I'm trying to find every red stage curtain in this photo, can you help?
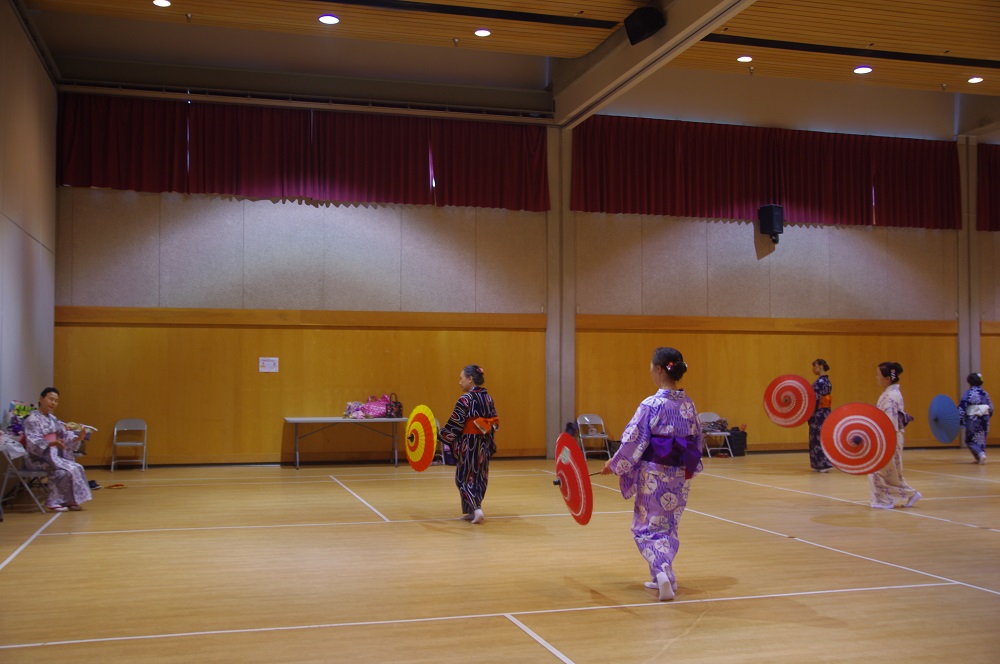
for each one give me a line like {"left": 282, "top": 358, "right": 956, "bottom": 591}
{"left": 978, "top": 143, "right": 1000, "bottom": 232}
{"left": 429, "top": 119, "right": 549, "bottom": 211}
{"left": 188, "top": 103, "right": 312, "bottom": 199}
{"left": 57, "top": 93, "right": 188, "bottom": 193}
{"left": 309, "top": 111, "right": 434, "bottom": 205}
{"left": 572, "top": 115, "right": 961, "bottom": 229}
{"left": 773, "top": 128, "right": 872, "bottom": 226}
{"left": 869, "top": 136, "right": 961, "bottom": 229}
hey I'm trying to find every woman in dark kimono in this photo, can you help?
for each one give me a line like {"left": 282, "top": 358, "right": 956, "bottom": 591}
{"left": 959, "top": 372, "right": 992, "bottom": 465}
{"left": 808, "top": 359, "right": 834, "bottom": 472}
{"left": 438, "top": 365, "right": 499, "bottom": 524}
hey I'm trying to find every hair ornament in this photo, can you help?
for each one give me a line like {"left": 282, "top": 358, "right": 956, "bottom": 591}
{"left": 665, "top": 362, "right": 674, "bottom": 370}
{"left": 890, "top": 369, "right": 896, "bottom": 380}
{"left": 478, "top": 367, "right": 485, "bottom": 376}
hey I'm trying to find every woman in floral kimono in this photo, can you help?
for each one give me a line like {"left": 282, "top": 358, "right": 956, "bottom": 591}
{"left": 438, "top": 365, "right": 498, "bottom": 525}
{"left": 958, "top": 372, "right": 992, "bottom": 465}
{"left": 22, "top": 387, "right": 92, "bottom": 511}
{"left": 808, "top": 358, "right": 834, "bottom": 472}
{"left": 601, "top": 347, "right": 703, "bottom": 601}
{"left": 870, "top": 362, "right": 921, "bottom": 509}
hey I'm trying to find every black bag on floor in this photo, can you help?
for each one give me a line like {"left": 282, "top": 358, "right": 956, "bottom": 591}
{"left": 728, "top": 429, "right": 747, "bottom": 456}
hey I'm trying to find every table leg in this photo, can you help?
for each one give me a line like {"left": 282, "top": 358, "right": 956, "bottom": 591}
{"left": 392, "top": 422, "right": 398, "bottom": 467}
{"left": 295, "top": 423, "right": 300, "bottom": 469}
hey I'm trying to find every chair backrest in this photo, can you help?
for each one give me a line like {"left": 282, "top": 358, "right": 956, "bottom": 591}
{"left": 698, "top": 412, "right": 720, "bottom": 425}
{"left": 114, "top": 419, "right": 147, "bottom": 441}
{"left": 577, "top": 414, "right": 607, "bottom": 436}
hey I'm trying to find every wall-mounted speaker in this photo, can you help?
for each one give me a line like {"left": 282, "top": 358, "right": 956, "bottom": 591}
{"left": 758, "top": 204, "right": 784, "bottom": 244}
{"left": 624, "top": 6, "right": 666, "bottom": 46}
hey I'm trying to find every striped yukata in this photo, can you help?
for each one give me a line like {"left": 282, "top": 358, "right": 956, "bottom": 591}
{"left": 438, "top": 387, "right": 498, "bottom": 517}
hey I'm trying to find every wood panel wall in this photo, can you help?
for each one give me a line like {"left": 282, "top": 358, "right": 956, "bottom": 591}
{"left": 54, "top": 307, "right": 546, "bottom": 465}
{"left": 55, "top": 308, "right": 987, "bottom": 466}
{"left": 576, "top": 316, "right": 962, "bottom": 452}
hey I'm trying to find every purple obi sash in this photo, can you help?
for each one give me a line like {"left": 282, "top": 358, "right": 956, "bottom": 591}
{"left": 641, "top": 434, "right": 701, "bottom": 478}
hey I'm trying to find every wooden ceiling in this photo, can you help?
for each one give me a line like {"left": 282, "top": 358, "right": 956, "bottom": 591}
{"left": 20, "top": 0, "right": 1000, "bottom": 98}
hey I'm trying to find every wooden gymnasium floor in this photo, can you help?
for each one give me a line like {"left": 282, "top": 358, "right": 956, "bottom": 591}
{"left": 1, "top": 449, "right": 998, "bottom": 663}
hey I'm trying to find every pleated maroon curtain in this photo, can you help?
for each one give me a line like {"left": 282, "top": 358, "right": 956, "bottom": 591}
{"left": 57, "top": 93, "right": 188, "bottom": 193}
{"left": 570, "top": 115, "right": 770, "bottom": 219}
{"left": 772, "top": 128, "right": 872, "bottom": 226}
{"left": 869, "top": 136, "right": 961, "bottom": 229}
{"left": 309, "top": 111, "right": 433, "bottom": 205}
{"left": 977, "top": 143, "right": 1000, "bottom": 231}
{"left": 429, "top": 119, "right": 549, "bottom": 211}
{"left": 571, "top": 115, "right": 682, "bottom": 215}
{"left": 188, "top": 103, "right": 312, "bottom": 199}
{"left": 675, "top": 120, "right": 773, "bottom": 220}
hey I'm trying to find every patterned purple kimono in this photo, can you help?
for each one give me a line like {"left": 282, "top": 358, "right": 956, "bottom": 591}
{"left": 958, "top": 386, "right": 992, "bottom": 462}
{"left": 438, "top": 387, "right": 498, "bottom": 516}
{"left": 608, "top": 388, "right": 703, "bottom": 588}
{"left": 22, "top": 410, "right": 92, "bottom": 508}
{"left": 808, "top": 375, "right": 833, "bottom": 471}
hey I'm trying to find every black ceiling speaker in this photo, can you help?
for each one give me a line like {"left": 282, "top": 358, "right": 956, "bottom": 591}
{"left": 624, "top": 6, "right": 666, "bottom": 46}
{"left": 758, "top": 204, "right": 784, "bottom": 244}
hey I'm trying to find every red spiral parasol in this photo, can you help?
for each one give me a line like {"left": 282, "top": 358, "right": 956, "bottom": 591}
{"left": 820, "top": 403, "right": 897, "bottom": 475}
{"left": 404, "top": 405, "right": 438, "bottom": 472}
{"left": 554, "top": 433, "right": 594, "bottom": 525}
{"left": 763, "top": 374, "right": 813, "bottom": 428}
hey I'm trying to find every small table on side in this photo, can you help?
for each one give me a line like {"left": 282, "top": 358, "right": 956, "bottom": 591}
{"left": 285, "top": 417, "right": 408, "bottom": 469}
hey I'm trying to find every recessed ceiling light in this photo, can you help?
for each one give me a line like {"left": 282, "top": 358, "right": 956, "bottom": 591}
{"left": 737, "top": 55, "right": 752, "bottom": 63}
{"left": 318, "top": 14, "right": 340, "bottom": 25}
{"left": 152, "top": 0, "right": 171, "bottom": 7}
{"left": 854, "top": 65, "right": 873, "bottom": 75}
{"left": 968, "top": 76, "right": 984, "bottom": 84}
{"left": 474, "top": 28, "right": 491, "bottom": 37}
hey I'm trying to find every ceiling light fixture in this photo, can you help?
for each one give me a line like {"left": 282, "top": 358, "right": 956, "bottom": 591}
{"left": 474, "top": 29, "right": 491, "bottom": 37}
{"left": 853, "top": 65, "right": 873, "bottom": 75}
{"left": 318, "top": 14, "right": 340, "bottom": 25}
{"left": 737, "top": 55, "right": 752, "bottom": 63}
{"left": 968, "top": 76, "right": 984, "bottom": 84}
{"left": 152, "top": 0, "right": 171, "bottom": 7}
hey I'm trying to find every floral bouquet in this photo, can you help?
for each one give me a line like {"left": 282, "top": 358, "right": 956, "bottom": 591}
{"left": 344, "top": 401, "right": 365, "bottom": 419}
{"left": 3, "top": 400, "right": 34, "bottom": 436}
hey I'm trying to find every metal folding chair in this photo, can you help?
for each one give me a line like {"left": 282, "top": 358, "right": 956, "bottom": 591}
{"left": 576, "top": 414, "right": 613, "bottom": 460}
{"left": 112, "top": 418, "right": 148, "bottom": 471}
{"left": 1, "top": 438, "right": 48, "bottom": 513}
{"left": 698, "top": 412, "right": 734, "bottom": 458}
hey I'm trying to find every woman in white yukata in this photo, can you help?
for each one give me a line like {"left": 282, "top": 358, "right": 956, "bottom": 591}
{"left": 22, "top": 387, "right": 92, "bottom": 512}
{"left": 870, "top": 362, "right": 921, "bottom": 509}
{"left": 601, "top": 347, "right": 703, "bottom": 601}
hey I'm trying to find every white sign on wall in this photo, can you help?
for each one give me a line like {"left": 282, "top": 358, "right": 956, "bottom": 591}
{"left": 258, "top": 357, "right": 279, "bottom": 373}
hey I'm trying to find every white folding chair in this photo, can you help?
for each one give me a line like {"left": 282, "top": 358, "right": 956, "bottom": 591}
{"left": 576, "top": 414, "right": 613, "bottom": 460}
{"left": 698, "top": 412, "right": 734, "bottom": 458}
{"left": 1, "top": 437, "right": 48, "bottom": 513}
{"left": 112, "top": 418, "right": 148, "bottom": 471}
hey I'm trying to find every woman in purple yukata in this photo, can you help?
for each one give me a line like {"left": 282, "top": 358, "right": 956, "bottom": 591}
{"left": 870, "top": 362, "right": 921, "bottom": 509}
{"left": 808, "top": 359, "right": 834, "bottom": 472}
{"left": 438, "top": 365, "right": 499, "bottom": 525}
{"left": 600, "top": 347, "right": 703, "bottom": 601}
{"left": 22, "top": 387, "right": 92, "bottom": 512}
{"left": 958, "top": 372, "right": 992, "bottom": 465}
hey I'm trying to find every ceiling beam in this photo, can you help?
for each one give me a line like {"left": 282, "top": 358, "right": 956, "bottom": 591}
{"left": 551, "top": 0, "right": 758, "bottom": 128}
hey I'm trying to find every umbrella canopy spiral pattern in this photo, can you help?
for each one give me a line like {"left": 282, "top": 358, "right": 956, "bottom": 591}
{"left": 763, "top": 374, "right": 813, "bottom": 428}
{"left": 554, "top": 433, "right": 593, "bottom": 525}
{"left": 404, "top": 405, "right": 438, "bottom": 472}
{"left": 820, "top": 403, "right": 897, "bottom": 475}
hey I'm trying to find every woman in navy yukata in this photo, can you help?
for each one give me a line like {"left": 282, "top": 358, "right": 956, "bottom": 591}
{"left": 601, "top": 347, "right": 703, "bottom": 601}
{"left": 959, "top": 372, "right": 993, "bottom": 465}
{"left": 808, "top": 358, "right": 834, "bottom": 472}
{"left": 438, "top": 364, "right": 499, "bottom": 524}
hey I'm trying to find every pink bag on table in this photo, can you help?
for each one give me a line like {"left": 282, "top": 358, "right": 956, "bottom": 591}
{"left": 359, "top": 394, "right": 392, "bottom": 419}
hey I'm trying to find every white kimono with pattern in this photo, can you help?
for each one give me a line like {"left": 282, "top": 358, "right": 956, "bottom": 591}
{"left": 869, "top": 384, "right": 920, "bottom": 508}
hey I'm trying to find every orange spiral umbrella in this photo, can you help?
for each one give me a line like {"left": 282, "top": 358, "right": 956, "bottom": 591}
{"left": 820, "top": 403, "right": 897, "bottom": 475}
{"left": 404, "top": 405, "right": 438, "bottom": 472}
{"left": 554, "top": 433, "right": 594, "bottom": 525}
{"left": 763, "top": 374, "right": 813, "bottom": 428}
